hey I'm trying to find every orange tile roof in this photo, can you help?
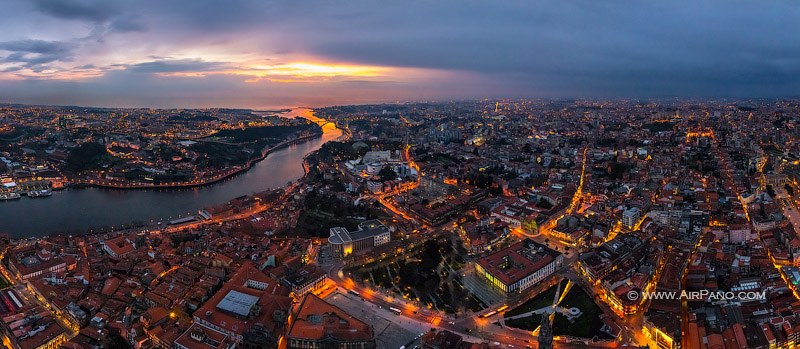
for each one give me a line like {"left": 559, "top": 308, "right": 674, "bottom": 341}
{"left": 228, "top": 262, "right": 289, "bottom": 295}
{"left": 194, "top": 262, "right": 292, "bottom": 337}
{"left": 287, "top": 294, "right": 374, "bottom": 343}
{"left": 174, "top": 323, "right": 233, "bottom": 349}
{"left": 144, "top": 307, "right": 169, "bottom": 327}
{"left": 476, "top": 239, "right": 559, "bottom": 286}
{"left": 104, "top": 236, "right": 135, "bottom": 256}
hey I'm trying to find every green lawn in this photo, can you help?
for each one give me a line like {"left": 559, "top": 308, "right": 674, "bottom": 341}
{"left": 505, "top": 279, "right": 567, "bottom": 318}
{"left": 355, "top": 239, "right": 482, "bottom": 314}
{"left": 505, "top": 313, "right": 543, "bottom": 331}
{"left": 552, "top": 286, "right": 614, "bottom": 340}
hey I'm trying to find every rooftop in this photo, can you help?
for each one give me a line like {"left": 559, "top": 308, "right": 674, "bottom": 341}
{"left": 328, "top": 220, "right": 389, "bottom": 244}
{"left": 174, "top": 323, "right": 233, "bottom": 349}
{"left": 216, "top": 290, "right": 260, "bottom": 317}
{"left": 476, "top": 238, "right": 561, "bottom": 286}
{"left": 287, "top": 294, "right": 374, "bottom": 342}
{"left": 194, "top": 262, "right": 292, "bottom": 336}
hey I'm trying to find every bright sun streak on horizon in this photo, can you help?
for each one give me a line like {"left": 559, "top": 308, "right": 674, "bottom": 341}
{"left": 157, "top": 61, "right": 392, "bottom": 83}
{"left": 249, "top": 62, "right": 387, "bottom": 77}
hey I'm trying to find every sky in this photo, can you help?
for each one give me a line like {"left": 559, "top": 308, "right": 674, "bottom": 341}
{"left": 0, "top": 0, "right": 798, "bottom": 108}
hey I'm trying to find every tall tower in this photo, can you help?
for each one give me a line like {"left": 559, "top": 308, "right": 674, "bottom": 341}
{"left": 538, "top": 313, "right": 554, "bottom": 349}
{"left": 494, "top": 101, "right": 499, "bottom": 113}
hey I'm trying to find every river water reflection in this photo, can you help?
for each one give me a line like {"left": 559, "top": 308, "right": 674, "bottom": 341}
{"left": 0, "top": 108, "right": 342, "bottom": 238}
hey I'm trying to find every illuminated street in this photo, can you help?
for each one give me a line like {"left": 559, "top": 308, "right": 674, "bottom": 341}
{"left": 0, "top": 3, "right": 797, "bottom": 348}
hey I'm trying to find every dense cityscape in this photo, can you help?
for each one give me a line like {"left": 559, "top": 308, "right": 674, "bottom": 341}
{"left": 1, "top": 0, "right": 798, "bottom": 348}
{"left": 0, "top": 99, "right": 799, "bottom": 349}
{"left": 0, "top": 105, "right": 320, "bottom": 198}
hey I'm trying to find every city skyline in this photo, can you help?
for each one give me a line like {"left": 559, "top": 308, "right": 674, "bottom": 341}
{"left": 2, "top": 98, "right": 800, "bottom": 348}
{"left": 0, "top": 1, "right": 798, "bottom": 109}
{"left": 3, "top": 2, "right": 800, "bottom": 348}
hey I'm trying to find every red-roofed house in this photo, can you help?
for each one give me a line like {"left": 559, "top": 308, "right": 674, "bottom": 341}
{"left": 193, "top": 262, "right": 292, "bottom": 348}
{"left": 102, "top": 236, "right": 136, "bottom": 259}
{"left": 287, "top": 294, "right": 375, "bottom": 349}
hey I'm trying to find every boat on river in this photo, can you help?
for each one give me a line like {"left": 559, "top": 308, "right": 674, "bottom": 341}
{"left": 27, "top": 188, "right": 53, "bottom": 198}
{"left": 0, "top": 192, "right": 21, "bottom": 200}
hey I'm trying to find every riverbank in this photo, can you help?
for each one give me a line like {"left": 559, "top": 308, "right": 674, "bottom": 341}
{"left": 68, "top": 130, "right": 323, "bottom": 191}
{"left": 302, "top": 123, "right": 352, "bottom": 175}
{"left": 0, "top": 108, "right": 342, "bottom": 237}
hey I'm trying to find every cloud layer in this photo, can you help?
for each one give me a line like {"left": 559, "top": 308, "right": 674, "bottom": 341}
{"left": 0, "top": 0, "right": 798, "bottom": 108}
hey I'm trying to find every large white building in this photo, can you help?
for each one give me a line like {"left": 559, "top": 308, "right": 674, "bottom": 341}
{"left": 476, "top": 239, "right": 563, "bottom": 294}
{"left": 7, "top": 246, "right": 67, "bottom": 281}
{"left": 102, "top": 236, "right": 136, "bottom": 259}
{"left": 328, "top": 220, "right": 391, "bottom": 258}
{"left": 622, "top": 207, "right": 642, "bottom": 230}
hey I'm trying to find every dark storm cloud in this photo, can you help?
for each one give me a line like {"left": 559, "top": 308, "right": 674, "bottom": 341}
{"left": 31, "top": 0, "right": 147, "bottom": 36}
{"left": 0, "top": 40, "right": 74, "bottom": 56}
{"left": 109, "top": 15, "right": 147, "bottom": 33}
{"left": 97, "top": 0, "right": 796, "bottom": 97}
{"left": 0, "top": 39, "right": 76, "bottom": 67}
{"left": 1, "top": 0, "right": 799, "bottom": 106}
{"left": 265, "top": 0, "right": 799, "bottom": 97}
{"left": 136, "top": 0, "right": 265, "bottom": 31}
{"left": 126, "top": 59, "right": 228, "bottom": 73}
{"left": 32, "top": 0, "right": 120, "bottom": 23}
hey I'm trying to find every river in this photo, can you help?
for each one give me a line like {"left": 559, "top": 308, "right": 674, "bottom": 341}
{"left": 0, "top": 108, "right": 342, "bottom": 238}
